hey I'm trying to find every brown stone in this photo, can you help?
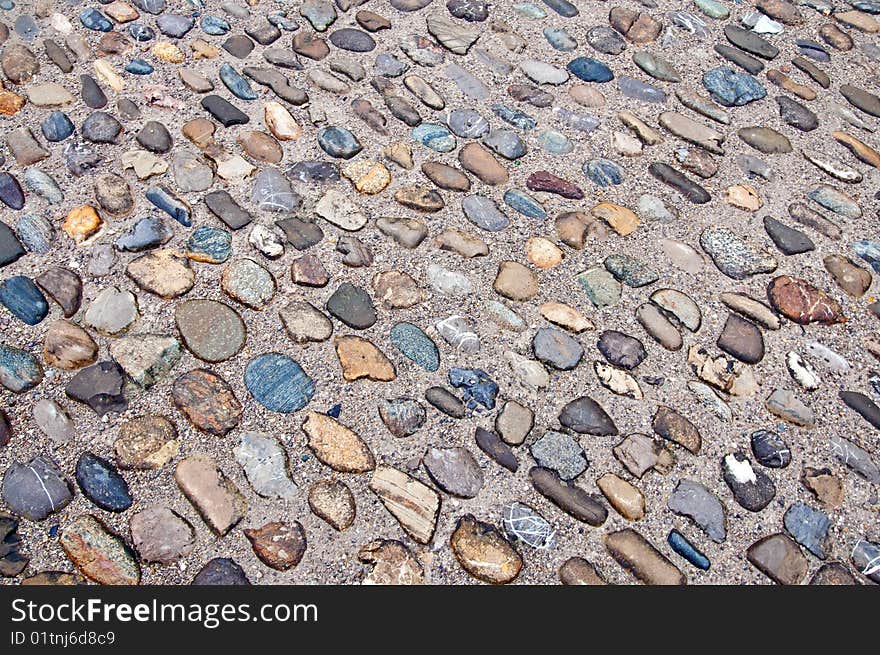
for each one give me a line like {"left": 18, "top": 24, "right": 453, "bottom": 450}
{"left": 114, "top": 415, "right": 179, "bottom": 470}
{"left": 555, "top": 211, "right": 608, "bottom": 249}
{"left": 747, "top": 533, "right": 809, "bottom": 585}
{"left": 175, "top": 454, "right": 247, "bottom": 536}
{"left": 60, "top": 515, "right": 140, "bottom": 585}
{"left": 421, "top": 161, "right": 471, "bottom": 191}
{"left": 369, "top": 465, "right": 440, "bottom": 544}
{"left": 605, "top": 528, "right": 686, "bottom": 585}
{"left": 244, "top": 521, "right": 307, "bottom": 571}
{"left": 590, "top": 202, "right": 640, "bottom": 236}
{"left": 171, "top": 369, "right": 242, "bottom": 436}
{"left": 823, "top": 255, "right": 872, "bottom": 297}
{"left": 493, "top": 261, "right": 539, "bottom": 301}
{"left": 238, "top": 130, "right": 283, "bottom": 163}
{"left": 335, "top": 335, "right": 396, "bottom": 381}
{"left": 42, "top": 320, "right": 98, "bottom": 370}
{"left": 372, "top": 270, "right": 423, "bottom": 308}
{"left": 308, "top": 479, "right": 356, "bottom": 531}
{"left": 832, "top": 130, "right": 880, "bottom": 168}
{"left": 458, "top": 142, "right": 508, "bottom": 185}
{"left": 450, "top": 514, "right": 523, "bottom": 584}
{"left": 130, "top": 506, "right": 195, "bottom": 564}
{"left": 609, "top": 7, "right": 662, "bottom": 43}
{"left": 302, "top": 411, "right": 375, "bottom": 473}
{"left": 526, "top": 170, "right": 583, "bottom": 199}
{"left": 597, "top": 473, "right": 646, "bottom": 520}
{"left": 801, "top": 467, "right": 844, "bottom": 507}
{"left": 767, "top": 275, "right": 846, "bottom": 325}
{"left": 559, "top": 557, "right": 607, "bottom": 585}
{"left": 652, "top": 405, "right": 701, "bottom": 453}
{"left": 21, "top": 572, "right": 84, "bottom": 586}
{"left": 358, "top": 539, "right": 424, "bottom": 585}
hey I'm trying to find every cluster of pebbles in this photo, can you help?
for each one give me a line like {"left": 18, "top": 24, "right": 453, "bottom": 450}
{"left": 0, "top": 0, "right": 879, "bottom": 585}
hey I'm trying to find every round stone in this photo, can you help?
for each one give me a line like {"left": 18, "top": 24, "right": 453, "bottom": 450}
{"left": 176, "top": 299, "right": 246, "bottom": 363}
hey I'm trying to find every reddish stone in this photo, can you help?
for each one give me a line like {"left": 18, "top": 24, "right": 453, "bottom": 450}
{"left": 171, "top": 369, "right": 242, "bottom": 436}
{"left": 244, "top": 521, "right": 307, "bottom": 571}
{"left": 767, "top": 275, "right": 846, "bottom": 325}
{"left": 526, "top": 170, "right": 584, "bottom": 199}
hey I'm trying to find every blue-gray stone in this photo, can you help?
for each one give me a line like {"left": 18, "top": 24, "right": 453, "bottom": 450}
{"left": 544, "top": 27, "right": 577, "bottom": 51}
{"left": 287, "top": 161, "right": 340, "bottom": 183}
{"left": 584, "top": 159, "right": 623, "bottom": 187}
{"left": 329, "top": 28, "right": 376, "bottom": 52}
{"left": 13, "top": 15, "right": 38, "bottom": 41}
{"left": 252, "top": 167, "right": 301, "bottom": 213}
{"left": 81, "top": 112, "right": 122, "bottom": 143}
{"left": 64, "top": 141, "right": 103, "bottom": 176}
{"left": 449, "top": 368, "right": 499, "bottom": 410}
{"left": 411, "top": 123, "right": 456, "bottom": 152}
{"left": 668, "top": 529, "right": 710, "bottom": 570}
{"left": 40, "top": 111, "right": 75, "bottom": 142}
{"left": 483, "top": 129, "right": 526, "bottom": 159}
{"left": 186, "top": 226, "right": 232, "bottom": 264}
{"left": 390, "top": 322, "right": 440, "bottom": 371}
{"left": 0, "top": 172, "right": 24, "bottom": 210}
{"left": 15, "top": 214, "right": 54, "bottom": 254}
{"left": 447, "top": 109, "right": 489, "bottom": 138}
{"left": 618, "top": 76, "right": 667, "bottom": 103}
{"left": 146, "top": 185, "right": 191, "bottom": 227}
{"left": 317, "top": 126, "right": 363, "bottom": 158}
{"left": 157, "top": 13, "right": 194, "bottom": 38}
{"left": 80, "top": 8, "right": 113, "bottom": 32}
{"left": 538, "top": 129, "right": 574, "bottom": 154}
{"left": 541, "top": 0, "right": 578, "bottom": 17}
{"left": 492, "top": 104, "right": 537, "bottom": 130}
{"left": 125, "top": 59, "right": 154, "bottom": 75}
{"left": 0, "top": 342, "right": 43, "bottom": 392}
{"left": 854, "top": 240, "right": 880, "bottom": 273}
{"left": 132, "top": 0, "right": 166, "bottom": 14}
{"left": 784, "top": 501, "right": 831, "bottom": 559}
{"left": 0, "top": 221, "right": 26, "bottom": 267}
{"left": 567, "top": 57, "right": 613, "bottom": 83}
{"left": 201, "top": 15, "right": 230, "bottom": 35}
{"left": 1, "top": 457, "right": 71, "bottom": 520}
{"left": 244, "top": 353, "right": 315, "bottom": 413}
{"left": 268, "top": 13, "right": 299, "bottom": 31}
{"left": 462, "top": 195, "right": 510, "bottom": 231}
{"left": 375, "top": 53, "right": 409, "bottom": 77}
{"left": 75, "top": 452, "right": 133, "bottom": 512}
{"left": 554, "top": 107, "right": 600, "bottom": 132}
{"left": 0, "top": 276, "right": 48, "bottom": 325}
{"left": 533, "top": 328, "right": 584, "bottom": 371}
{"left": 23, "top": 169, "right": 63, "bottom": 204}
{"left": 503, "top": 189, "right": 546, "bottom": 219}
{"left": 220, "top": 63, "right": 258, "bottom": 100}
{"left": 796, "top": 39, "right": 830, "bottom": 62}
{"left": 128, "top": 23, "right": 155, "bottom": 42}
{"left": 116, "top": 215, "right": 173, "bottom": 252}
{"left": 703, "top": 66, "right": 767, "bottom": 107}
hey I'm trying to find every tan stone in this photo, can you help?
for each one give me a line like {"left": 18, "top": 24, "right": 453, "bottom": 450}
{"left": 539, "top": 302, "right": 594, "bottom": 332}
{"left": 724, "top": 184, "right": 763, "bottom": 211}
{"left": 151, "top": 42, "right": 185, "bottom": 63}
{"left": 526, "top": 237, "right": 563, "bottom": 269}
{"left": 264, "top": 101, "right": 302, "bottom": 140}
{"left": 493, "top": 261, "right": 539, "bottom": 301}
{"left": 590, "top": 202, "right": 640, "bottom": 236}
{"left": 302, "top": 411, "right": 375, "bottom": 473}
{"left": 175, "top": 455, "right": 246, "bottom": 536}
{"left": 605, "top": 528, "right": 686, "bottom": 585}
{"left": 342, "top": 159, "right": 392, "bottom": 194}
{"left": 359, "top": 539, "right": 425, "bottom": 585}
{"left": 597, "top": 473, "right": 646, "bottom": 520}
{"left": 458, "top": 142, "right": 508, "bottom": 185}
{"left": 369, "top": 465, "right": 440, "bottom": 544}
{"left": 450, "top": 514, "right": 522, "bottom": 584}
{"left": 126, "top": 250, "right": 195, "bottom": 299}
{"left": 335, "top": 335, "right": 396, "bottom": 382}
{"left": 42, "top": 320, "right": 98, "bottom": 370}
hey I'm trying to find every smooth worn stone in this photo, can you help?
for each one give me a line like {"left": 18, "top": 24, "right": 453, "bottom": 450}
{"left": 717, "top": 314, "right": 764, "bottom": 364}
{"left": 324, "top": 282, "right": 376, "bottom": 330}
{"left": 41, "top": 111, "right": 75, "bottom": 142}
{"left": 559, "top": 396, "right": 618, "bottom": 435}
{"left": 824, "top": 254, "right": 872, "bottom": 297}
{"left": 784, "top": 501, "right": 831, "bottom": 559}
{"left": 584, "top": 159, "right": 624, "bottom": 187}
{"left": 777, "top": 96, "right": 818, "bottom": 131}
{"left": 60, "top": 515, "right": 140, "bottom": 585}
{"left": 598, "top": 331, "right": 647, "bottom": 370}
{"left": 648, "top": 163, "right": 711, "bottom": 203}
{"left": 767, "top": 275, "right": 845, "bottom": 325}
{"left": 567, "top": 56, "right": 613, "bottom": 83}
{"left": 851, "top": 539, "right": 880, "bottom": 583}
{"left": 807, "top": 184, "right": 861, "bottom": 219}
{"left": 7, "top": 128, "right": 48, "bottom": 166}
{"left": 604, "top": 254, "right": 657, "bottom": 287}
{"left": 462, "top": 195, "right": 510, "bottom": 232}
{"left": 145, "top": 186, "right": 191, "bottom": 227}
{"left": 33, "top": 399, "right": 74, "bottom": 444}
{"left": 0, "top": 221, "right": 25, "bottom": 267}
{"left": 450, "top": 514, "right": 522, "bottom": 584}
{"left": 114, "top": 416, "right": 179, "bottom": 470}
{"left": 422, "top": 162, "right": 471, "bottom": 191}
{"left": 62, "top": 205, "right": 103, "bottom": 244}
{"left": 333, "top": 335, "right": 394, "bottom": 381}
{"left": 329, "top": 28, "right": 375, "bottom": 52}
{"left": 175, "top": 455, "right": 246, "bottom": 536}
{"left": 613, "top": 433, "right": 674, "bottom": 479}
{"left": 810, "top": 563, "right": 857, "bottom": 586}
{"left": 83, "top": 287, "right": 137, "bottom": 336}
{"left": 738, "top": 126, "right": 791, "bottom": 154}
{"left": 245, "top": 521, "right": 307, "bottom": 571}
{"left": 304, "top": 410, "right": 375, "bottom": 473}
{"left": 172, "top": 152, "right": 214, "bottom": 193}
{"left": 390, "top": 322, "right": 439, "bottom": 372}
{"left": 0, "top": 276, "right": 48, "bottom": 325}
{"left": 577, "top": 267, "right": 622, "bottom": 309}
{"left": 93, "top": 174, "right": 133, "bottom": 218}
{"left": 530, "top": 467, "right": 607, "bottom": 526}
{"left": 494, "top": 401, "right": 534, "bottom": 447}
{"left": 748, "top": 533, "right": 809, "bottom": 584}
{"left": 653, "top": 406, "right": 701, "bottom": 454}
{"left": 724, "top": 24, "right": 779, "bottom": 59}
{"left": 700, "top": 226, "right": 778, "bottom": 279}
{"left": 605, "top": 529, "right": 685, "bottom": 585}
{"left": 505, "top": 190, "right": 547, "bottom": 220}
{"left": 130, "top": 506, "right": 195, "bottom": 564}
{"left": 81, "top": 112, "right": 121, "bottom": 143}
{"left": 2, "top": 456, "right": 72, "bottom": 520}
{"left": 201, "top": 95, "right": 249, "bottom": 127}
{"left": 598, "top": 473, "right": 646, "bottom": 521}
{"left": 423, "top": 446, "right": 483, "bottom": 498}
{"left": 234, "top": 432, "right": 297, "bottom": 501}
{"left": 307, "top": 479, "right": 356, "bottom": 531}
{"left": 127, "top": 250, "right": 194, "bottom": 299}
{"left": 714, "top": 44, "right": 764, "bottom": 74}
{"left": 220, "top": 258, "right": 276, "bottom": 309}
{"left": 765, "top": 389, "right": 815, "bottom": 427}
{"left": 764, "top": 216, "right": 814, "bottom": 255}
{"left": 0, "top": 342, "right": 43, "bottom": 393}
{"left": 43, "top": 320, "right": 97, "bottom": 370}
{"left": 527, "top": 170, "right": 583, "bottom": 199}
{"left": 458, "top": 142, "right": 508, "bottom": 185}
{"left": 493, "top": 261, "right": 538, "bottom": 301}
{"left": 667, "top": 479, "right": 726, "bottom": 543}
{"left": 722, "top": 452, "right": 776, "bottom": 511}
{"left": 172, "top": 369, "right": 241, "bottom": 435}
{"left": 617, "top": 76, "right": 666, "bottom": 103}
{"left": 750, "top": 429, "right": 791, "bottom": 468}
{"left": 840, "top": 390, "right": 880, "bottom": 430}
{"left": 191, "top": 558, "right": 250, "bottom": 585}
{"left": 75, "top": 452, "right": 132, "bottom": 513}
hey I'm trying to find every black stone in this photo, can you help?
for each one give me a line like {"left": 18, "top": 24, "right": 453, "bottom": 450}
{"left": 722, "top": 452, "right": 776, "bottom": 511}
{"left": 80, "top": 74, "right": 107, "bottom": 109}
{"left": 325, "top": 282, "right": 376, "bottom": 329}
{"left": 724, "top": 25, "right": 779, "bottom": 60}
{"left": 559, "top": 396, "right": 618, "bottom": 435}
{"left": 597, "top": 330, "right": 647, "bottom": 369}
{"left": 276, "top": 217, "right": 324, "bottom": 250}
{"left": 750, "top": 429, "right": 791, "bottom": 468}
{"left": 648, "top": 163, "right": 711, "bottom": 204}
{"left": 0, "top": 221, "right": 25, "bottom": 268}
{"left": 201, "top": 95, "right": 249, "bottom": 127}
{"left": 530, "top": 467, "right": 607, "bottom": 526}
{"left": 192, "top": 558, "right": 251, "bottom": 585}
{"left": 840, "top": 390, "right": 880, "bottom": 430}
{"left": 714, "top": 44, "right": 765, "bottom": 74}
{"left": 204, "top": 190, "right": 253, "bottom": 230}
{"left": 0, "top": 173, "right": 25, "bottom": 210}
{"left": 764, "top": 216, "right": 814, "bottom": 255}
{"left": 475, "top": 427, "right": 518, "bottom": 472}
{"left": 65, "top": 361, "right": 128, "bottom": 416}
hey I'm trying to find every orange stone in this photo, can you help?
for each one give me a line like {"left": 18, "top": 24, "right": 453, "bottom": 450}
{"left": 63, "top": 206, "right": 103, "bottom": 243}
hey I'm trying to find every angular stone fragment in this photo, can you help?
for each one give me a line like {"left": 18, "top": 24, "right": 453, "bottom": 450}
{"left": 370, "top": 465, "right": 440, "bottom": 544}
{"left": 175, "top": 455, "right": 247, "bottom": 536}
{"left": 60, "top": 515, "right": 140, "bottom": 585}
{"left": 244, "top": 521, "right": 307, "bottom": 571}
{"left": 747, "top": 533, "right": 808, "bottom": 585}
{"left": 303, "top": 411, "right": 375, "bottom": 473}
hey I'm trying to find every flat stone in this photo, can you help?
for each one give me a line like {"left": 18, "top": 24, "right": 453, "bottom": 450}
{"left": 667, "top": 479, "right": 726, "bottom": 542}
{"left": 747, "top": 533, "right": 808, "bottom": 584}
{"left": 60, "top": 515, "right": 140, "bottom": 585}
{"left": 559, "top": 396, "right": 618, "bottom": 435}
{"left": 653, "top": 406, "right": 701, "bottom": 453}
{"left": 450, "top": 514, "right": 522, "bottom": 584}
{"left": 130, "top": 506, "right": 195, "bottom": 564}
{"left": 127, "top": 250, "right": 194, "bottom": 299}
{"left": 2, "top": 456, "right": 72, "bottom": 520}
{"left": 75, "top": 452, "right": 133, "bottom": 512}
{"left": 175, "top": 455, "right": 246, "bottom": 536}
{"left": 115, "top": 416, "right": 179, "bottom": 470}
{"left": 530, "top": 467, "right": 607, "bottom": 526}
{"left": 65, "top": 361, "right": 127, "bottom": 415}
{"left": 172, "top": 369, "right": 241, "bottom": 435}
